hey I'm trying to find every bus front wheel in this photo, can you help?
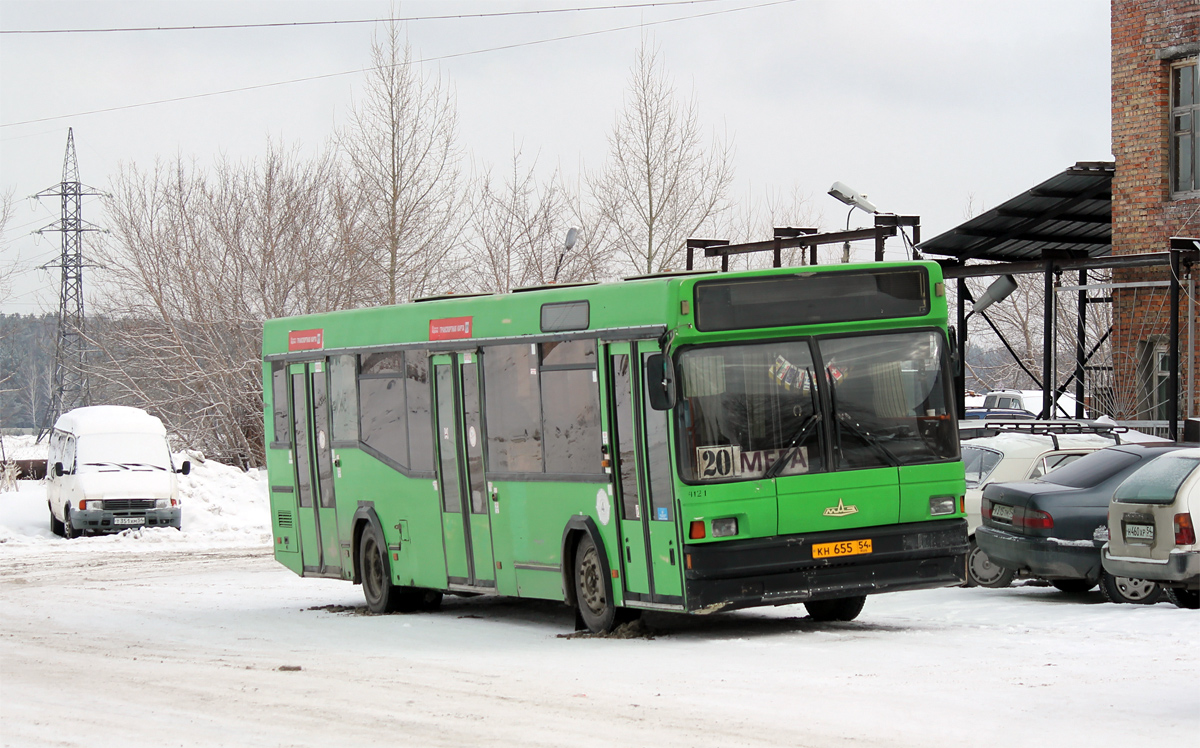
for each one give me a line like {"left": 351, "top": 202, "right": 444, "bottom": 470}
{"left": 360, "top": 529, "right": 400, "bottom": 614}
{"left": 574, "top": 535, "right": 618, "bottom": 633}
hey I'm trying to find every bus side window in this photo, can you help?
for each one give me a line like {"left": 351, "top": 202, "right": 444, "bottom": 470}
{"left": 483, "top": 343, "right": 544, "bottom": 474}
{"left": 359, "top": 351, "right": 410, "bottom": 469}
{"left": 540, "top": 340, "right": 602, "bottom": 475}
{"left": 270, "top": 363, "right": 290, "bottom": 448}
{"left": 328, "top": 354, "right": 359, "bottom": 445}
{"left": 406, "top": 352, "right": 434, "bottom": 472}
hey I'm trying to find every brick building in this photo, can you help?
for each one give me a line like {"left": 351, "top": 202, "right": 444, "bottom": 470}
{"left": 1110, "top": 0, "right": 1198, "bottom": 421}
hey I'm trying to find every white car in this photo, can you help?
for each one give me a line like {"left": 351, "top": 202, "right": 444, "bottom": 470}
{"left": 962, "top": 430, "right": 1118, "bottom": 586}
{"left": 1102, "top": 447, "right": 1200, "bottom": 609}
{"left": 980, "top": 389, "right": 1088, "bottom": 419}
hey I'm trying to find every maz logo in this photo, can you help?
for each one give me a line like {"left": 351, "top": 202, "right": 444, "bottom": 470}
{"left": 823, "top": 498, "right": 859, "bottom": 517}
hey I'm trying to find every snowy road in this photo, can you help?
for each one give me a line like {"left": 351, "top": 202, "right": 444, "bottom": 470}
{"left": 2, "top": 541, "right": 1197, "bottom": 748}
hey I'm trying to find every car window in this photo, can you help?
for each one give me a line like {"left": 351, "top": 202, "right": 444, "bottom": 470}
{"left": 1113, "top": 456, "right": 1200, "bottom": 504}
{"left": 1038, "top": 449, "right": 1142, "bottom": 488}
{"left": 963, "top": 445, "right": 1004, "bottom": 488}
{"left": 1029, "top": 452, "right": 1085, "bottom": 480}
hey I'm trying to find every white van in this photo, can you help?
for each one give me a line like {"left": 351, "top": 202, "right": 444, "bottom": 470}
{"left": 46, "top": 406, "right": 189, "bottom": 538}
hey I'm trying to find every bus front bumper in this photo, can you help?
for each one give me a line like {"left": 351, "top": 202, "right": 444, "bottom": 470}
{"left": 682, "top": 519, "right": 968, "bottom": 612}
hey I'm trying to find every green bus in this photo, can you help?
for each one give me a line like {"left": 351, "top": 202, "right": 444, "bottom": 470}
{"left": 263, "top": 261, "right": 968, "bottom": 632}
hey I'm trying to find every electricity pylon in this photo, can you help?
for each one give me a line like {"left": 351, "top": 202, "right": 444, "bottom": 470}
{"left": 34, "top": 128, "right": 105, "bottom": 433}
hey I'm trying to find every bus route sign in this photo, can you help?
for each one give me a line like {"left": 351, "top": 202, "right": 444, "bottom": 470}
{"left": 429, "top": 316, "right": 473, "bottom": 341}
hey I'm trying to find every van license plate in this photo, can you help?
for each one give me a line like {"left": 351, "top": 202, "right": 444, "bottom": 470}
{"left": 812, "top": 539, "right": 872, "bottom": 559}
{"left": 113, "top": 518, "right": 145, "bottom": 526}
{"left": 1124, "top": 524, "right": 1154, "bottom": 542}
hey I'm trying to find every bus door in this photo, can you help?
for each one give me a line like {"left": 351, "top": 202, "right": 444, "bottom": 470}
{"left": 432, "top": 352, "right": 496, "bottom": 589}
{"left": 289, "top": 361, "right": 341, "bottom": 576}
{"left": 605, "top": 342, "right": 684, "bottom": 607}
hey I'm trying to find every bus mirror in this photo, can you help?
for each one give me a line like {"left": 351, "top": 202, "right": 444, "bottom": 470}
{"left": 948, "top": 326, "right": 961, "bottom": 371}
{"left": 645, "top": 353, "right": 676, "bottom": 411}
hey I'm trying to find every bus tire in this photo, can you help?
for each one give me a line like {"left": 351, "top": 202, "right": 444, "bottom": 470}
{"left": 574, "top": 534, "right": 618, "bottom": 633}
{"left": 359, "top": 527, "right": 400, "bottom": 614}
{"left": 804, "top": 595, "right": 866, "bottom": 622}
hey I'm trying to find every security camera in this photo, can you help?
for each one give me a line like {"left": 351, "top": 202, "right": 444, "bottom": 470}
{"left": 828, "top": 181, "right": 879, "bottom": 214}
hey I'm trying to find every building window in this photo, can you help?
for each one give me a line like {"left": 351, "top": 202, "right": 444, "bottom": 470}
{"left": 1171, "top": 59, "right": 1199, "bottom": 195}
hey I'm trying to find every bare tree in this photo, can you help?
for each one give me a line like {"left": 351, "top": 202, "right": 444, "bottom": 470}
{"left": 718, "top": 184, "right": 827, "bottom": 270}
{"left": 94, "top": 145, "right": 368, "bottom": 465}
{"left": 589, "top": 41, "right": 734, "bottom": 275}
{"left": 339, "top": 21, "right": 463, "bottom": 304}
{"left": 466, "top": 148, "right": 605, "bottom": 292}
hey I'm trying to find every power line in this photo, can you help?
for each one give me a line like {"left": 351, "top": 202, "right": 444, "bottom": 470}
{"left": 1, "top": 1, "right": 732, "bottom": 34}
{"left": 1, "top": 0, "right": 796, "bottom": 129}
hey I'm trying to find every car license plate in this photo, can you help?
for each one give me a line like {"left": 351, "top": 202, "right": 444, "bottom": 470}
{"left": 113, "top": 517, "right": 145, "bottom": 526}
{"left": 1124, "top": 523, "right": 1154, "bottom": 542}
{"left": 991, "top": 504, "right": 1014, "bottom": 523}
{"left": 812, "top": 539, "right": 872, "bottom": 559}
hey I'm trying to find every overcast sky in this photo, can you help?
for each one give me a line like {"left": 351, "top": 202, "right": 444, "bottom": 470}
{"left": 0, "top": 0, "right": 1111, "bottom": 314}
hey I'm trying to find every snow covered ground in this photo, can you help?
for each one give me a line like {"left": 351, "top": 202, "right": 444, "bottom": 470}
{"left": 2, "top": 444, "right": 1197, "bottom": 747}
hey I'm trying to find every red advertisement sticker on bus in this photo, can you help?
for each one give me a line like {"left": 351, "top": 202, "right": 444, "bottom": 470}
{"left": 429, "top": 316, "right": 473, "bottom": 340}
{"left": 288, "top": 329, "right": 324, "bottom": 351}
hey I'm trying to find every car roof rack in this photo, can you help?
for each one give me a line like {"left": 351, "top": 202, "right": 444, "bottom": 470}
{"left": 957, "top": 419, "right": 1127, "bottom": 450}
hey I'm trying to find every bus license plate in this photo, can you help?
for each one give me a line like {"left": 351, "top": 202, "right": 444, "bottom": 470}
{"left": 1124, "top": 524, "right": 1154, "bottom": 542}
{"left": 812, "top": 539, "right": 872, "bottom": 559}
{"left": 113, "top": 518, "right": 145, "bottom": 526}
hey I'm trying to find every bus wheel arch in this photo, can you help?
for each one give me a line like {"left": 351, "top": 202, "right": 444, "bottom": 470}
{"left": 561, "top": 517, "right": 620, "bottom": 633}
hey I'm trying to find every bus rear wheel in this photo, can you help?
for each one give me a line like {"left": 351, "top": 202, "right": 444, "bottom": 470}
{"left": 574, "top": 535, "right": 618, "bottom": 634}
{"left": 359, "top": 529, "right": 400, "bottom": 614}
{"left": 804, "top": 595, "right": 866, "bottom": 622}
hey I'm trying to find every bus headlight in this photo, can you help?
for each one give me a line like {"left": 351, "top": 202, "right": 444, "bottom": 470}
{"left": 929, "top": 496, "right": 956, "bottom": 516}
{"left": 711, "top": 517, "right": 738, "bottom": 537}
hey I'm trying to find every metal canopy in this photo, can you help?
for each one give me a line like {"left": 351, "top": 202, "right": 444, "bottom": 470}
{"left": 918, "top": 161, "right": 1113, "bottom": 263}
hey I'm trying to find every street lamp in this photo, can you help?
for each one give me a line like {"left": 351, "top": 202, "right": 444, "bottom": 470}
{"left": 828, "top": 181, "right": 879, "bottom": 262}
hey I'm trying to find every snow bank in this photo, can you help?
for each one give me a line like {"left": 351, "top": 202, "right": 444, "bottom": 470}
{"left": 0, "top": 453, "right": 270, "bottom": 549}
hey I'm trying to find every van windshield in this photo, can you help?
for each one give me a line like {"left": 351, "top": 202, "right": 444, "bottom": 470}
{"left": 76, "top": 434, "right": 172, "bottom": 472}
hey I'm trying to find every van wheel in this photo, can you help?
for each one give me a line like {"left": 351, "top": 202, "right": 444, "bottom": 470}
{"left": 1164, "top": 587, "right": 1199, "bottom": 609}
{"left": 1099, "top": 571, "right": 1162, "bottom": 604}
{"left": 49, "top": 509, "right": 64, "bottom": 537}
{"left": 805, "top": 595, "right": 867, "bottom": 622}
{"left": 359, "top": 529, "right": 400, "bottom": 614}
{"left": 62, "top": 507, "right": 79, "bottom": 540}
{"left": 967, "top": 540, "right": 1015, "bottom": 588}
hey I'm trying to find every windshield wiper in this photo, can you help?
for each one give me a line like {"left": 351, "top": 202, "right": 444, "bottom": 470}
{"left": 764, "top": 414, "right": 820, "bottom": 479}
{"left": 118, "top": 463, "right": 167, "bottom": 471}
{"left": 83, "top": 461, "right": 129, "bottom": 470}
{"left": 826, "top": 370, "right": 900, "bottom": 467}
{"left": 837, "top": 414, "right": 901, "bottom": 467}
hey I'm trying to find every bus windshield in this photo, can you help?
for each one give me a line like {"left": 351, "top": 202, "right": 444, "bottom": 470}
{"left": 676, "top": 330, "right": 957, "bottom": 482}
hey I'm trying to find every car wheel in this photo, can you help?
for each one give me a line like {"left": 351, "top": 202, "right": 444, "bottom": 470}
{"left": 62, "top": 507, "right": 79, "bottom": 540}
{"left": 1050, "top": 579, "right": 1096, "bottom": 594}
{"left": 804, "top": 595, "right": 867, "bottom": 622}
{"left": 967, "top": 540, "right": 1015, "bottom": 588}
{"left": 1099, "top": 571, "right": 1163, "bottom": 605}
{"left": 1164, "top": 587, "right": 1200, "bottom": 609}
{"left": 359, "top": 528, "right": 400, "bottom": 614}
